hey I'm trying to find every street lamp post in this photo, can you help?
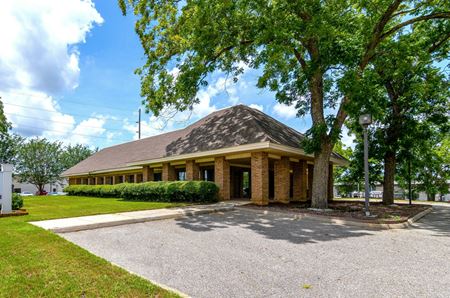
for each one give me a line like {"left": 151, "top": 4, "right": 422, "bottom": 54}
{"left": 359, "top": 114, "right": 372, "bottom": 216}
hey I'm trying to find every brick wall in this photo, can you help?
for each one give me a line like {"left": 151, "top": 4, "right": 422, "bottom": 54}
{"left": 186, "top": 160, "right": 200, "bottom": 181}
{"left": 214, "top": 157, "right": 230, "bottom": 200}
{"left": 274, "top": 157, "right": 290, "bottom": 203}
{"left": 162, "top": 163, "right": 176, "bottom": 181}
{"left": 251, "top": 152, "right": 269, "bottom": 205}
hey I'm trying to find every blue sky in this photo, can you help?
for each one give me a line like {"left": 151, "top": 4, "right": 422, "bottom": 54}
{"left": 0, "top": 0, "right": 350, "bottom": 149}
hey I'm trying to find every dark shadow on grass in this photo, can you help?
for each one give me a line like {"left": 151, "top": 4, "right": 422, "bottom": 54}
{"left": 174, "top": 208, "right": 378, "bottom": 245}
{"left": 411, "top": 206, "right": 450, "bottom": 237}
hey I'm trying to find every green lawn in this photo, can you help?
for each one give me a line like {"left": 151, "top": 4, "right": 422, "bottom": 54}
{"left": 0, "top": 196, "right": 188, "bottom": 298}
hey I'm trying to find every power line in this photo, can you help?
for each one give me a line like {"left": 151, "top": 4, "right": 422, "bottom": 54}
{"left": 11, "top": 123, "right": 131, "bottom": 142}
{"left": 3, "top": 102, "right": 128, "bottom": 123}
{"left": 3, "top": 90, "right": 139, "bottom": 113}
{"left": 6, "top": 112, "right": 126, "bottom": 132}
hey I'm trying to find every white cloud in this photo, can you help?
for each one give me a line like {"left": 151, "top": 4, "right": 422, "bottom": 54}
{"left": 248, "top": 103, "right": 263, "bottom": 112}
{"left": 0, "top": 0, "right": 103, "bottom": 93}
{"left": 0, "top": 0, "right": 104, "bottom": 145}
{"left": 273, "top": 102, "right": 298, "bottom": 119}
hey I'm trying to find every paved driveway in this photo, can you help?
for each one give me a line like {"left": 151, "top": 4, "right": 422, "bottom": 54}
{"left": 61, "top": 207, "right": 450, "bottom": 298}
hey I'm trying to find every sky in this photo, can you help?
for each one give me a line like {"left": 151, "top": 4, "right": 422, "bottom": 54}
{"left": 0, "top": 0, "right": 355, "bottom": 149}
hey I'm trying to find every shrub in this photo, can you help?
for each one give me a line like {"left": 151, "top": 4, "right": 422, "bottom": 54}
{"left": 64, "top": 181, "right": 219, "bottom": 203}
{"left": 12, "top": 193, "right": 24, "bottom": 210}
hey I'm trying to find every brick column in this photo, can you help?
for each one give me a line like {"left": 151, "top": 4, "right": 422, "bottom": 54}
{"left": 274, "top": 157, "right": 290, "bottom": 203}
{"left": 214, "top": 157, "right": 230, "bottom": 200}
{"left": 292, "top": 160, "right": 307, "bottom": 201}
{"left": 307, "top": 164, "right": 314, "bottom": 200}
{"left": 186, "top": 160, "right": 200, "bottom": 181}
{"left": 328, "top": 164, "right": 334, "bottom": 202}
{"left": 251, "top": 152, "right": 269, "bottom": 205}
{"left": 142, "top": 166, "right": 154, "bottom": 182}
{"left": 162, "top": 163, "right": 176, "bottom": 181}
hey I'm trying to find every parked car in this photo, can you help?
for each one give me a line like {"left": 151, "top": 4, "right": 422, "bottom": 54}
{"left": 49, "top": 192, "right": 67, "bottom": 196}
{"left": 20, "top": 191, "right": 33, "bottom": 197}
{"left": 35, "top": 190, "right": 48, "bottom": 196}
{"left": 370, "top": 191, "right": 383, "bottom": 198}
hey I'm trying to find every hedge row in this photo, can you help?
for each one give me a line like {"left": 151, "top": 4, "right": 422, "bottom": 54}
{"left": 64, "top": 181, "right": 219, "bottom": 203}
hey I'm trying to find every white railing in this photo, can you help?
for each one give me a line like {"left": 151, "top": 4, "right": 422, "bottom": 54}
{"left": 0, "top": 164, "right": 13, "bottom": 214}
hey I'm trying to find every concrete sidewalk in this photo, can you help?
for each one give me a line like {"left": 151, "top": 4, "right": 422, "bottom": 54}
{"left": 31, "top": 201, "right": 248, "bottom": 233}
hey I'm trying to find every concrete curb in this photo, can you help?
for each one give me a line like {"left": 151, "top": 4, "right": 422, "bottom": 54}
{"left": 31, "top": 205, "right": 235, "bottom": 233}
{"left": 237, "top": 206, "right": 433, "bottom": 230}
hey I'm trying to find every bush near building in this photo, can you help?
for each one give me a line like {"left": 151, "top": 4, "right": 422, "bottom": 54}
{"left": 64, "top": 181, "right": 219, "bottom": 203}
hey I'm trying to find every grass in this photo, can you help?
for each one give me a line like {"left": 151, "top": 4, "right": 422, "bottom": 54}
{"left": 0, "top": 195, "right": 188, "bottom": 298}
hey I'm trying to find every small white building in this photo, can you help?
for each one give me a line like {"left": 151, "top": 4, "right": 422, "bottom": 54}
{"left": 12, "top": 177, "right": 68, "bottom": 194}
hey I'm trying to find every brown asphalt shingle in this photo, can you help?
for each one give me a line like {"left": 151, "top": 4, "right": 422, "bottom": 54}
{"left": 63, "top": 105, "right": 309, "bottom": 176}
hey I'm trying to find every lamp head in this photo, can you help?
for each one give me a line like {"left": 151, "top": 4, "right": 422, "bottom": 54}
{"left": 359, "top": 114, "right": 372, "bottom": 126}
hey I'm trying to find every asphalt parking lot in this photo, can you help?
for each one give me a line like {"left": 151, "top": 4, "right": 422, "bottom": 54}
{"left": 62, "top": 207, "right": 450, "bottom": 298}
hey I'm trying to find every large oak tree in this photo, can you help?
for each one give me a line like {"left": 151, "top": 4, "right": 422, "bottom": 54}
{"left": 120, "top": 0, "right": 450, "bottom": 208}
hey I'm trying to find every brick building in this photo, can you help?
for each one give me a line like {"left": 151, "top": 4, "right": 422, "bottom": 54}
{"left": 63, "top": 105, "right": 347, "bottom": 205}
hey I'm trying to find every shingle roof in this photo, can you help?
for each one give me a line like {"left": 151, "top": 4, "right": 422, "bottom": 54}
{"left": 63, "top": 105, "right": 317, "bottom": 176}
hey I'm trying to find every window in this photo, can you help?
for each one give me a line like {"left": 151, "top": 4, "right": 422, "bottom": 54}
{"left": 177, "top": 169, "right": 186, "bottom": 181}
{"left": 154, "top": 172, "right": 162, "bottom": 181}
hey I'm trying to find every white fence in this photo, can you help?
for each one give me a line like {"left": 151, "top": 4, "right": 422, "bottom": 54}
{"left": 0, "top": 164, "right": 13, "bottom": 214}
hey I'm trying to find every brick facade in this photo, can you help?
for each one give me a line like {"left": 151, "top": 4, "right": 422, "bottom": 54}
{"left": 214, "top": 157, "right": 230, "bottom": 200}
{"left": 292, "top": 160, "right": 307, "bottom": 201}
{"left": 307, "top": 164, "right": 314, "bottom": 200}
{"left": 186, "top": 160, "right": 200, "bottom": 181}
{"left": 251, "top": 152, "right": 269, "bottom": 205}
{"left": 143, "top": 166, "right": 154, "bottom": 182}
{"left": 274, "top": 157, "right": 290, "bottom": 203}
{"left": 162, "top": 162, "right": 176, "bottom": 181}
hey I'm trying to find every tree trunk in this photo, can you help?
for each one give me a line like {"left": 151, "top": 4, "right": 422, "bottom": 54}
{"left": 308, "top": 68, "right": 333, "bottom": 209}
{"left": 382, "top": 150, "right": 396, "bottom": 205}
{"left": 311, "top": 142, "right": 332, "bottom": 209}
{"left": 427, "top": 193, "right": 435, "bottom": 201}
{"left": 38, "top": 184, "right": 44, "bottom": 194}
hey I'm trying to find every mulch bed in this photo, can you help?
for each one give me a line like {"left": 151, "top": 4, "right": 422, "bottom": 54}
{"left": 242, "top": 201, "right": 430, "bottom": 224}
{"left": 0, "top": 209, "right": 29, "bottom": 218}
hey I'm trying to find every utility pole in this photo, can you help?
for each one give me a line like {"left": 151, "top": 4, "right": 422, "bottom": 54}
{"left": 136, "top": 108, "right": 141, "bottom": 139}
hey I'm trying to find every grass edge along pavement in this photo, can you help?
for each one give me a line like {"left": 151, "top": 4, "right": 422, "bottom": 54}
{"left": 0, "top": 195, "right": 186, "bottom": 297}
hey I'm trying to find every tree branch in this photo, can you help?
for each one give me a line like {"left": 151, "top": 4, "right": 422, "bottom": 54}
{"left": 293, "top": 48, "right": 307, "bottom": 70}
{"left": 329, "top": 96, "right": 349, "bottom": 139}
{"left": 428, "top": 32, "right": 450, "bottom": 53}
{"left": 380, "top": 12, "right": 450, "bottom": 40}
{"left": 360, "top": 0, "right": 404, "bottom": 70}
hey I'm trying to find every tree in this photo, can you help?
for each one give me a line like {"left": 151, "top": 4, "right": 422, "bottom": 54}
{"left": 0, "top": 133, "right": 24, "bottom": 164}
{"left": 61, "top": 144, "right": 97, "bottom": 171}
{"left": 15, "top": 138, "right": 64, "bottom": 193}
{"left": 120, "top": 0, "right": 450, "bottom": 208}
{"left": 0, "top": 97, "right": 11, "bottom": 136}
{"left": 346, "top": 22, "right": 450, "bottom": 204}
{"left": 400, "top": 135, "right": 450, "bottom": 201}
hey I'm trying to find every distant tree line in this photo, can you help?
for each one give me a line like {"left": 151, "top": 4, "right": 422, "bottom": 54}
{"left": 0, "top": 110, "right": 96, "bottom": 193}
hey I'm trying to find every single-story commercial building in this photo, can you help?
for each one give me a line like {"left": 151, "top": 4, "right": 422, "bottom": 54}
{"left": 63, "top": 105, "right": 347, "bottom": 205}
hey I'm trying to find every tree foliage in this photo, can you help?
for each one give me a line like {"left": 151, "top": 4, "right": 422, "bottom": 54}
{"left": 0, "top": 133, "right": 24, "bottom": 164}
{"left": 120, "top": 0, "right": 450, "bottom": 208}
{"left": 15, "top": 138, "right": 64, "bottom": 193}
{"left": 61, "top": 144, "right": 97, "bottom": 171}
{"left": 0, "top": 98, "right": 11, "bottom": 136}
